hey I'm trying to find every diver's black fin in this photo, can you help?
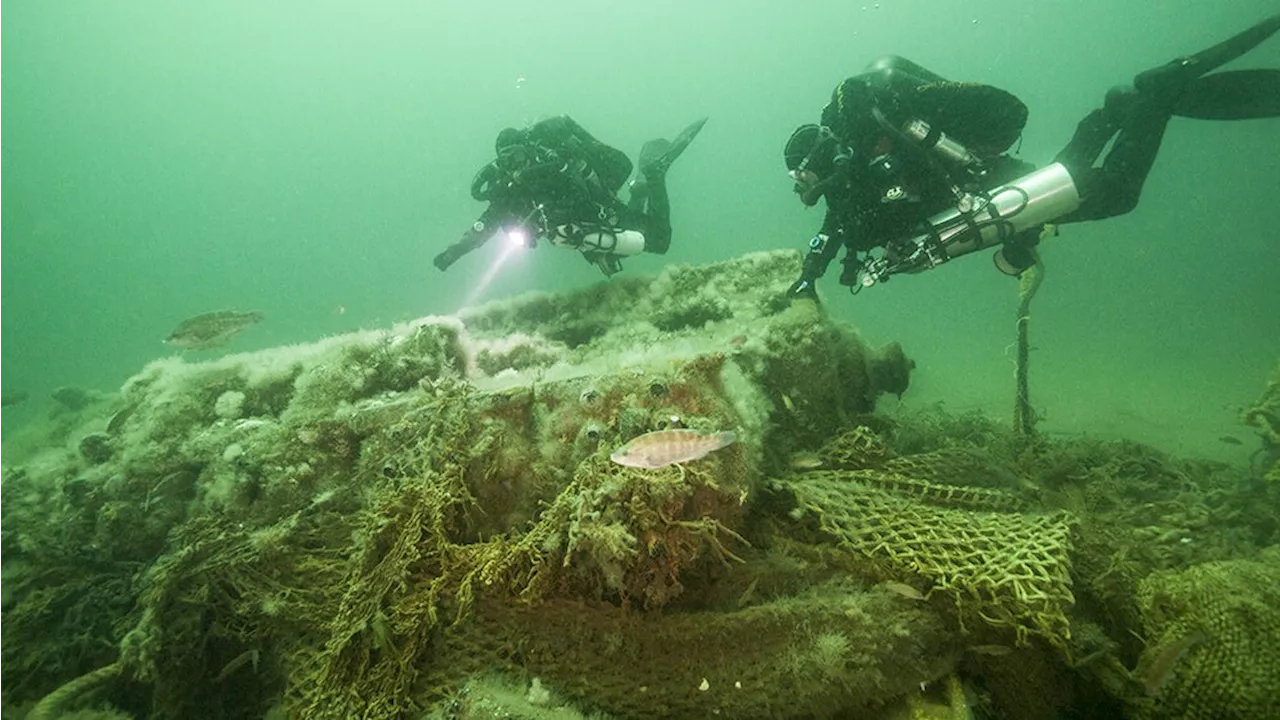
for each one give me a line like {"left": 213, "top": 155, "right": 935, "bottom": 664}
{"left": 638, "top": 139, "right": 672, "bottom": 177}
{"left": 1135, "top": 14, "right": 1280, "bottom": 94}
{"left": 1172, "top": 69, "right": 1280, "bottom": 119}
{"left": 639, "top": 117, "right": 708, "bottom": 178}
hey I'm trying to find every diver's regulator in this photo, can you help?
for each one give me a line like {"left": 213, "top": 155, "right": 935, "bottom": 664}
{"left": 857, "top": 162, "right": 1082, "bottom": 288}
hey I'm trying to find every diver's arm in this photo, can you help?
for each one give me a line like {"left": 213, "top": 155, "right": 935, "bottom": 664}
{"left": 788, "top": 215, "right": 844, "bottom": 296}
{"left": 470, "top": 163, "right": 502, "bottom": 202}
{"left": 432, "top": 204, "right": 509, "bottom": 272}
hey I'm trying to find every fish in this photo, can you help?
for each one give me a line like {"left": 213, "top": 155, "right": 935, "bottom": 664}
{"left": 1, "top": 390, "right": 30, "bottom": 407}
{"left": 106, "top": 403, "right": 139, "bottom": 434}
{"left": 881, "top": 581, "right": 926, "bottom": 601}
{"left": 789, "top": 451, "right": 825, "bottom": 470}
{"left": 51, "top": 386, "right": 95, "bottom": 411}
{"left": 213, "top": 648, "right": 260, "bottom": 684}
{"left": 1217, "top": 435, "right": 1243, "bottom": 446}
{"left": 165, "top": 310, "right": 265, "bottom": 350}
{"left": 610, "top": 428, "right": 737, "bottom": 469}
{"left": 1142, "top": 628, "right": 1209, "bottom": 697}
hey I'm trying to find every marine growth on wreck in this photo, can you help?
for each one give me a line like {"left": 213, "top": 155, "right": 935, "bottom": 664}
{"left": 2, "top": 250, "right": 1278, "bottom": 720}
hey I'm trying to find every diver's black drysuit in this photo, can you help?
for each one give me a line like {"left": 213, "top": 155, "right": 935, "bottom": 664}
{"left": 785, "top": 13, "right": 1280, "bottom": 294}
{"left": 433, "top": 115, "right": 706, "bottom": 276}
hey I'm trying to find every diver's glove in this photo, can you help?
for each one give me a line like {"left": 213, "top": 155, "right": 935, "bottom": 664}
{"left": 433, "top": 241, "right": 474, "bottom": 271}
{"left": 433, "top": 247, "right": 460, "bottom": 271}
{"left": 786, "top": 238, "right": 830, "bottom": 299}
{"left": 435, "top": 218, "right": 496, "bottom": 271}
{"left": 786, "top": 278, "right": 819, "bottom": 301}
{"left": 838, "top": 254, "right": 864, "bottom": 287}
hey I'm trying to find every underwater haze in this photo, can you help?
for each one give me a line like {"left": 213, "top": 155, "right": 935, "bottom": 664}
{"left": 3, "top": 0, "right": 1278, "bottom": 461}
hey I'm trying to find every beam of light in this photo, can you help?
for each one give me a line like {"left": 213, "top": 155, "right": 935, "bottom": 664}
{"left": 457, "top": 229, "right": 528, "bottom": 312}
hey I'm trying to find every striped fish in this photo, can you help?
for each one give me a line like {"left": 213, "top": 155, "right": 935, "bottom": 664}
{"left": 610, "top": 429, "right": 737, "bottom": 469}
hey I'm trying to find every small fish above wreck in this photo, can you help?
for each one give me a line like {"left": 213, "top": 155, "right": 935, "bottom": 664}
{"left": 610, "top": 428, "right": 737, "bottom": 469}
{"left": 165, "top": 310, "right": 265, "bottom": 350}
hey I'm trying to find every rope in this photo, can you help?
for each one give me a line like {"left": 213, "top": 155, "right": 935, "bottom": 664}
{"left": 1013, "top": 250, "right": 1045, "bottom": 438}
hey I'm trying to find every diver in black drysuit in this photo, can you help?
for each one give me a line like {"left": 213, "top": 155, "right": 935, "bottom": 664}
{"left": 433, "top": 115, "right": 707, "bottom": 277}
{"left": 783, "top": 13, "right": 1280, "bottom": 296}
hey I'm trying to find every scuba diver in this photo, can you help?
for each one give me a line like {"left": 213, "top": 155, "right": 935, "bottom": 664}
{"left": 433, "top": 115, "right": 708, "bottom": 277}
{"left": 783, "top": 13, "right": 1280, "bottom": 297}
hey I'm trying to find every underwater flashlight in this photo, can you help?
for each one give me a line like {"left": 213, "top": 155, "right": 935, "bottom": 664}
{"left": 506, "top": 227, "right": 530, "bottom": 247}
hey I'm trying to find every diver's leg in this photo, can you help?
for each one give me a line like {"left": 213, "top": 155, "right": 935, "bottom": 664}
{"left": 640, "top": 172, "right": 672, "bottom": 254}
{"left": 1058, "top": 99, "right": 1172, "bottom": 223}
{"left": 626, "top": 174, "right": 649, "bottom": 213}
{"left": 1049, "top": 90, "right": 1172, "bottom": 222}
{"left": 1057, "top": 14, "right": 1280, "bottom": 223}
{"left": 631, "top": 118, "right": 705, "bottom": 253}
{"left": 1054, "top": 87, "right": 1135, "bottom": 182}
{"left": 1053, "top": 86, "right": 1151, "bottom": 222}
